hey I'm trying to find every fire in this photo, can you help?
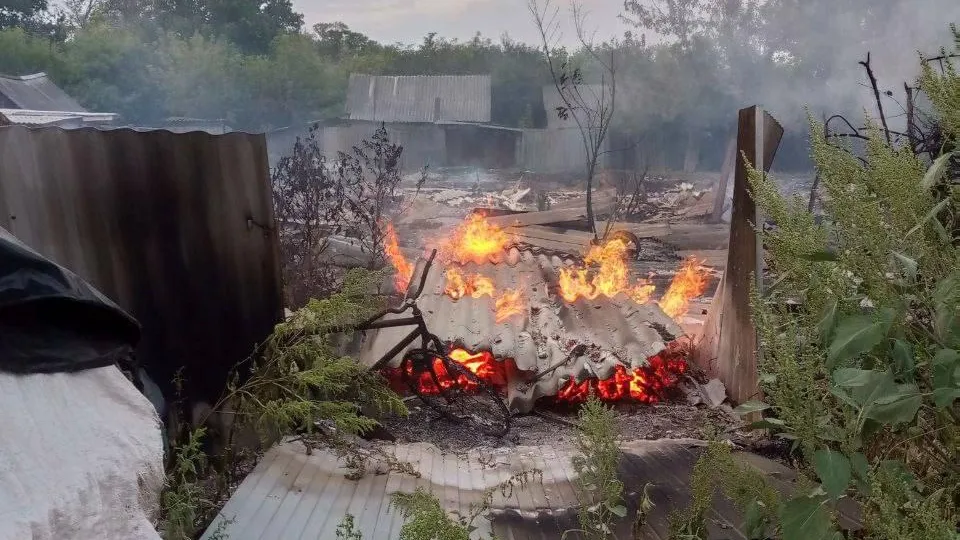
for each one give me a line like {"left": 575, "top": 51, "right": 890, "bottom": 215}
{"left": 383, "top": 343, "right": 688, "bottom": 406}
{"left": 556, "top": 345, "right": 689, "bottom": 403}
{"left": 449, "top": 349, "right": 506, "bottom": 387}
{"left": 494, "top": 288, "right": 526, "bottom": 323}
{"left": 442, "top": 213, "right": 513, "bottom": 262}
{"left": 386, "top": 348, "right": 507, "bottom": 395}
{"left": 558, "top": 238, "right": 656, "bottom": 303}
{"left": 444, "top": 267, "right": 495, "bottom": 300}
{"left": 384, "top": 222, "right": 414, "bottom": 293}
{"left": 658, "top": 257, "right": 710, "bottom": 318}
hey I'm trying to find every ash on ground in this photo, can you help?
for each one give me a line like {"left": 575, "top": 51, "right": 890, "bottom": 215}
{"left": 378, "top": 398, "right": 736, "bottom": 454}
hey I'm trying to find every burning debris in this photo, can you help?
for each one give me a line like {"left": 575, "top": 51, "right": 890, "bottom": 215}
{"left": 557, "top": 238, "right": 656, "bottom": 304}
{"left": 385, "top": 222, "right": 414, "bottom": 293}
{"left": 440, "top": 212, "right": 514, "bottom": 264}
{"left": 363, "top": 212, "right": 712, "bottom": 413}
{"left": 658, "top": 257, "right": 711, "bottom": 319}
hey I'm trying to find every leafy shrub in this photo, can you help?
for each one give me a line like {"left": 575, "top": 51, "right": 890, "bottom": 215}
{"left": 677, "top": 29, "right": 960, "bottom": 540}
{"left": 158, "top": 268, "right": 407, "bottom": 538}
{"left": 567, "top": 396, "right": 626, "bottom": 540}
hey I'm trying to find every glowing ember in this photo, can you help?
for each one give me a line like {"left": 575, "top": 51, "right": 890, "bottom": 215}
{"left": 382, "top": 343, "right": 688, "bottom": 405}
{"left": 449, "top": 349, "right": 506, "bottom": 386}
{"left": 442, "top": 213, "right": 513, "bottom": 262}
{"left": 658, "top": 257, "right": 710, "bottom": 319}
{"left": 494, "top": 288, "right": 526, "bottom": 323}
{"left": 556, "top": 346, "right": 689, "bottom": 403}
{"left": 385, "top": 222, "right": 414, "bottom": 293}
{"left": 444, "top": 267, "right": 495, "bottom": 300}
{"left": 384, "top": 348, "right": 507, "bottom": 395}
{"left": 558, "top": 238, "right": 656, "bottom": 303}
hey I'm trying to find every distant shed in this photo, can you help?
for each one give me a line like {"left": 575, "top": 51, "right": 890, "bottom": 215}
{"left": 346, "top": 74, "right": 491, "bottom": 123}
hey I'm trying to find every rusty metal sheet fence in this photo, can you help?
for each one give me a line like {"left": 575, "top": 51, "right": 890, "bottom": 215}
{"left": 0, "top": 125, "right": 283, "bottom": 404}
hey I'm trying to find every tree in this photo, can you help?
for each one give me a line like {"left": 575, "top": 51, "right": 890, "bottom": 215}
{"left": 529, "top": 0, "right": 617, "bottom": 238}
{"left": 106, "top": 0, "right": 304, "bottom": 53}
{"left": 58, "top": 22, "right": 164, "bottom": 121}
{"left": 208, "top": 0, "right": 303, "bottom": 54}
{"left": 149, "top": 32, "right": 244, "bottom": 122}
{"left": 240, "top": 33, "right": 346, "bottom": 129}
{"left": 621, "top": 0, "right": 709, "bottom": 51}
{"left": 0, "top": 0, "right": 47, "bottom": 31}
{"left": 0, "top": 27, "right": 60, "bottom": 74}
{"left": 313, "top": 21, "right": 379, "bottom": 60}
{"left": 61, "top": 0, "right": 109, "bottom": 29}
{"left": 335, "top": 124, "right": 410, "bottom": 270}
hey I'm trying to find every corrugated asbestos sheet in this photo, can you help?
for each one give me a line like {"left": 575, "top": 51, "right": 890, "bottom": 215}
{"left": 346, "top": 74, "right": 491, "bottom": 123}
{"left": 349, "top": 250, "right": 683, "bottom": 413}
{"left": 519, "top": 128, "right": 608, "bottom": 173}
{"left": 322, "top": 121, "right": 447, "bottom": 171}
{"left": 0, "top": 108, "right": 118, "bottom": 127}
{"left": 0, "top": 125, "right": 283, "bottom": 404}
{"left": 0, "top": 73, "right": 87, "bottom": 112}
{"left": 203, "top": 438, "right": 842, "bottom": 540}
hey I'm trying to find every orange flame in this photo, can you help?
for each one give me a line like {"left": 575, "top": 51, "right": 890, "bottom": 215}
{"left": 558, "top": 238, "right": 656, "bottom": 303}
{"left": 658, "top": 257, "right": 710, "bottom": 319}
{"left": 443, "top": 213, "right": 513, "bottom": 262}
{"left": 495, "top": 288, "right": 526, "bottom": 323}
{"left": 444, "top": 268, "right": 495, "bottom": 300}
{"left": 556, "top": 345, "right": 688, "bottom": 403}
{"left": 385, "top": 222, "right": 414, "bottom": 293}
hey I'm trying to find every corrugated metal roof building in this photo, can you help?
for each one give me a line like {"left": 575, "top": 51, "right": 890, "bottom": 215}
{"left": 346, "top": 74, "right": 491, "bottom": 123}
{"left": 0, "top": 73, "right": 86, "bottom": 112}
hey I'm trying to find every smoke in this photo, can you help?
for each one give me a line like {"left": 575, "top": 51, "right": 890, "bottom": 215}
{"left": 758, "top": 0, "right": 960, "bottom": 130}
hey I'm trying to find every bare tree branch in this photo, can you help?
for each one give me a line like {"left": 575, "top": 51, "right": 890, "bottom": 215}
{"left": 528, "top": 0, "right": 616, "bottom": 240}
{"left": 858, "top": 53, "right": 892, "bottom": 146}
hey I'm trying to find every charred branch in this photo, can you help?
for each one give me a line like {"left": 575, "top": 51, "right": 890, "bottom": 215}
{"left": 859, "top": 53, "right": 892, "bottom": 145}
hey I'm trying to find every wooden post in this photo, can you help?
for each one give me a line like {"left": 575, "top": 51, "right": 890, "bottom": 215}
{"left": 693, "top": 106, "right": 783, "bottom": 405}
{"left": 710, "top": 136, "right": 737, "bottom": 223}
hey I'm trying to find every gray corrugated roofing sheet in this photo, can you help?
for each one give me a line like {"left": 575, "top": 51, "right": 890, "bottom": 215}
{"left": 203, "top": 437, "right": 851, "bottom": 540}
{"left": 350, "top": 250, "right": 684, "bottom": 413}
{"left": 0, "top": 109, "right": 117, "bottom": 127}
{"left": 0, "top": 73, "right": 86, "bottom": 112}
{"left": 346, "top": 74, "right": 491, "bottom": 123}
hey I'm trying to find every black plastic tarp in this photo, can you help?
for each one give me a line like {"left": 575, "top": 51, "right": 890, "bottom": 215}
{"left": 0, "top": 226, "right": 141, "bottom": 374}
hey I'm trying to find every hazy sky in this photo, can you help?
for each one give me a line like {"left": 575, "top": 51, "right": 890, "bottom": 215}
{"left": 292, "top": 0, "right": 631, "bottom": 47}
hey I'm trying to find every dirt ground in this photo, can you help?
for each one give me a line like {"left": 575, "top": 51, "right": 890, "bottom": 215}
{"left": 378, "top": 397, "right": 737, "bottom": 454}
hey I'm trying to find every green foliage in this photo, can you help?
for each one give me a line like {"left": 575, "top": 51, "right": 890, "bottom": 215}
{"left": 160, "top": 427, "right": 221, "bottom": 540}
{"left": 223, "top": 268, "right": 407, "bottom": 439}
{"left": 732, "top": 35, "right": 960, "bottom": 540}
{"left": 388, "top": 471, "right": 542, "bottom": 540}
{"left": 336, "top": 514, "right": 364, "bottom": 540}
{"left": 922, "top": 25, "right": 960, "bottom": 140}
{"left": 0, "top": 27, "right": 60, "bottom": 74}
{"left": 565, "top": 396, "right": 625, "bottom": 540}
{"left": 670, "top": 441, "right": 780, "bottom": 540}
{"left": 158, "top": 268, "right": 408, "bottom": 537}
{"left": 390, "top": 488, "right": 472, "bottom": 540}
{"left": 149, "top": 32, "right": 245, "bottom": 122}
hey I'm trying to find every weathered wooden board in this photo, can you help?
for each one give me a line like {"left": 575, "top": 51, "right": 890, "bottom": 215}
{"left": 694, "top": 106, "right": 783, "bottom": 405}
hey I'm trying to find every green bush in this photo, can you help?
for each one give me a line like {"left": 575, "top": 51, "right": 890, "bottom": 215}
{"left": 159, "top": 268, "right": 407, "bottom": 538}
{"left": 677, "top": 28, "right": 960, "bottom": 540}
